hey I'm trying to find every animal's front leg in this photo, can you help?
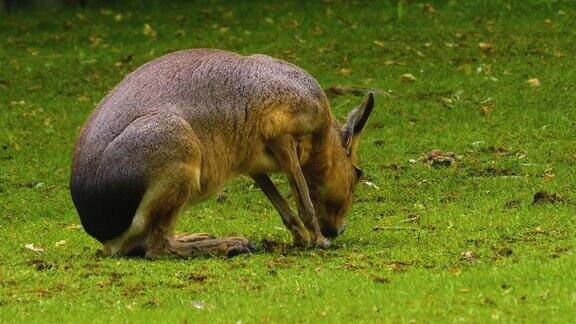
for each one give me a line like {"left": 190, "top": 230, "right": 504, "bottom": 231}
{"left": 251, "top": 173, "right": 310, "bottom": 246}
{"left": 269, "top": 136, "right": 331, "bottom": 249}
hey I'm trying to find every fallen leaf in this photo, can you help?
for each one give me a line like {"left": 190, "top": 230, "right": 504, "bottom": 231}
{"left": 399, "top": 73, "right": 417, "bottom": 83}
{"left": 25, "top": 243, "right": 44, "bottom": 253}
{"left": 143, "top": 23, "right": 157, "bottom": 39}
{"left": 478, "top": 42, "right": 494, "bottom": 52}
{"left": 286, "top": 19, "right": 299, "bottom": 28}
{"left": 372, "top": 274, "right": 390, "bottom": 283}
{"left": 389, "top": 263, "right": 406, "bottom": 273}
{"left": 527, "top": 78, "right": 541, "bottom": 87}
{"left": 543, "top": 172, "right": 555, "bottom": 181}
{"left": 461, "top": 251, "right": 477, "bottom": 262}
{"left": 363, "top": 181, "right": 380, "bottom": 190}
{"left": 27, "top": 48, "right": 39, "bottom": 56}
{"left": 339, "top": 68, "right": 352, "bottom": 76}
{"left": 448, "top": 266, "right": 461, "bottom": 276}
{"left": 54, "top": 240, "right": 67, "bottom": 247}
{"left": 422, "top": 3, "right": 435, "bottom": 13}
{"left": 457, "top": 64, "right": 473, "bottom": 75}
{"left": 480, "top": 105, "right": 493, "bottom": 116}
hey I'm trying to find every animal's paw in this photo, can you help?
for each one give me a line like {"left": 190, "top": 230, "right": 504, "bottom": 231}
{"left": 315, "top": 237, "right": 332, "bottom": 249}
{"left": 225, "top": 237, "right": 257, "bottom": 258}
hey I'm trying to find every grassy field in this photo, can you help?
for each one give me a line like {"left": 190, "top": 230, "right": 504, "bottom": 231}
{"left": 1, "top": 0, "right": 575, "bottom": 322}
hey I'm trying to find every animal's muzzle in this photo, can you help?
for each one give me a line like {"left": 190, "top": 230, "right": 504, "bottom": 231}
{"left": 322, "top": 222, "right": 347, "bottom": 238}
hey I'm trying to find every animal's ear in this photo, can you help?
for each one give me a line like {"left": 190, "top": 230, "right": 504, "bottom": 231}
{"left": 341, "top": 93, "right": 375, "bottom": 152}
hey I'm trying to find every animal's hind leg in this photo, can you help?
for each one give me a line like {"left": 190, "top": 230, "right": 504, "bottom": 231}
{"left": 174, "top": 233, "right": 215, "bottom": 243}
{"left": 143, "top": 163, "right": 254, "bottom": 259}
{"left": 169, "top": 237, "right": 256, "bottom": 258}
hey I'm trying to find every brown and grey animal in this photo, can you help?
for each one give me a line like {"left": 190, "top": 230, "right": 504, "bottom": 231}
{"left": 70, "top": 49, "right": 374, "bottom": 258}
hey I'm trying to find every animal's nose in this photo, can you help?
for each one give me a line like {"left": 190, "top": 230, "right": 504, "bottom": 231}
{"left": 322, "top": 227, "right": 339, "bottom": 238}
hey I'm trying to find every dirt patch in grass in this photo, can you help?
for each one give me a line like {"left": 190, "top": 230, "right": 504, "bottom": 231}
{"left": 532, "top": 191, "right": 564, "bottom": 205}
{"left": 492, "top": 245, "right": 514, "bottom": 259}
{"left": 28, "top": 259, "right": 55, "bottom": 271}
{"left": 468, "top": 166, "right": 521, "bottom": 177}
{"left": 261, "top": 239, "right": 293, "bottom": 254}
{"left": 410, "top": 150, "right": 461, "bottom": 167}
{"left": 325, "top": 85, "right": 366, "bottom": 97}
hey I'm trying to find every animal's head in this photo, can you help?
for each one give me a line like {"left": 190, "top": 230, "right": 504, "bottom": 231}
{"left": 310, "top": 93, "right": 374, "bottom": 238}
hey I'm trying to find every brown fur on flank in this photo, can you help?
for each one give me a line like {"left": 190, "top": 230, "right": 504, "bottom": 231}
{"left": 70, "top": 49, "right": 374, "bottom": 258}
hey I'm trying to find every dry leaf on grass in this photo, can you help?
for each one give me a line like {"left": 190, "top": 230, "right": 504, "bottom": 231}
{"left": 460, "top": 251, "right": 477, "bottom": 262}
{"left": 480, "top": 105, "right": 493, "bottom": 116}
{"left": 54, "top": 240, "right": 67, "bottom": 247}
{"left": 339, "top": 68, "right": 352, "bottom": 76}
{"left": 527, "top": 78, "right": 541, "bottom": 87}
{"left": 363, "top": 181, "right": 380, "bottom": 190}
{"left": 399, "top": 74, "right": 417, "bottom": 83}
{"left": 25, "top": 243, "right": 44, "bottom": 253}
{"left": 372, "top": 274, "right": 390, "bottom": 283}
{"left": 478, "top": 42, "right": 494, "bottom": 52}
{"left": 192, "top": 300, "right": 205, "bottom": 309}
{"left": 422, "top": 4, "right": 435, "bottom": 13}
{"left": 143, "top": 23, "right": 157, "bottom": 39}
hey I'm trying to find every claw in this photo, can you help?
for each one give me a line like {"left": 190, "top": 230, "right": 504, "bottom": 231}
{"left": 316, "top": 237, "right": 332, "bottom": 249}
{"left": 226, "top": 243, "right": 254, "bottom": 258}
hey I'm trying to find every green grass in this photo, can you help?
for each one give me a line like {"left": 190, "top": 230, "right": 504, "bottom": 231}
{"left": 1, "top": 0, "right": 576, "bottom": 322}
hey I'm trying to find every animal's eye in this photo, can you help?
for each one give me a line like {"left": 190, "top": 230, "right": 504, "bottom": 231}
{"left": 354, "top": 166, "right": 364, "bottom": 181}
